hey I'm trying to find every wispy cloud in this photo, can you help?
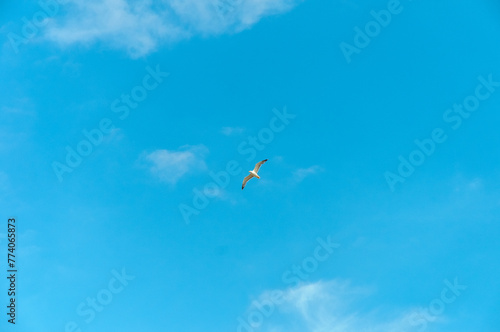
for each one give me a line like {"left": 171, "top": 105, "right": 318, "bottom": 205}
{"left": 103, "top": 127, "right": 125, "bottom": 144}
{"left": 248, "top": 280, "right": 425, "bottom": 332}
{"left": 221, "top": 126, "right": 245, "bottom": 136}
{"left": 141, "top": 144, "right": 208, "bottom": 184}
{"left": 43, "top": 0, "right": 303, "bottom": 57}
{"left": 1, "top": 98, "right": 35, "bottom": 116}
{"left": 452, "top": 175, "right": 483, "bottom": 193}
{"left": 292, "top": 165, "right": 323, "bottom": 183}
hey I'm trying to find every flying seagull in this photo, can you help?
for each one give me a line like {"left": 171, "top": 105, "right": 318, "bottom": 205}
{"left": 242, "top": 159, "right": 268, "bottom": 189}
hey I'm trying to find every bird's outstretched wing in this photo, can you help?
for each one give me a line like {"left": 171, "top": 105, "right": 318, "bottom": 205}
{"left": 253, "top": 159, "right": 268, "bottom": 173}
{"left": 242, "top": 174, "right": 254, "bottom": 190}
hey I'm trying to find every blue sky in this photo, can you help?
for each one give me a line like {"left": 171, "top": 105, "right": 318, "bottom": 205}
{"left": 1, "top": 0, "right": 500, "bottom": 331}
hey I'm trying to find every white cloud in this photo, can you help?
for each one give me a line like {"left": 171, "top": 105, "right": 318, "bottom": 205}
{"left": 452, "top": 175, "right": 483, "bottom": 193}
{"left": 244, "top": 280, "right": 427, "bottom": 332}
{"left": 142, "top": 144, "right": 208, "bottom": 184}
{"left": 103, "top": 127, "right": 125, "bottom": 144}
{"left": 221, "top": 126, "right": 245, "bottom": 136}
{"left": 203, "top": 186, "right": 225, "bottom": 198}
{"left": 1, "top": 98, "right": 35, "bottom": 116}
{"left": 292, "top": 165, "right": 323, "bottom": 183}
{"left": 44, "top": 0, "right": 303, "bottom": 57}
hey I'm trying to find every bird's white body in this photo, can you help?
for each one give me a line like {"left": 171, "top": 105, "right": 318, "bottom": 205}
{"left": 242, "top": 159, "right": 267, "bottom": 189}
{"left": 249, "top": 170, "right": 260, "bottom": 179}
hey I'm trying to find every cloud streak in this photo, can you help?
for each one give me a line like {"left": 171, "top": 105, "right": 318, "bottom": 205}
{"left": 248, "top": 280, "right": 427, "bottom": 332}
{"left": 43, "top": 0, "right": 303, "bottom": 57}
{"left": 292, "top": 165, "right": 323, "bottom": 183}
{"left": 142, "top": 144, "right": 208, "bottom": 184}
{"left": 221, "top": 126, "right": 245, "bottom": 136}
